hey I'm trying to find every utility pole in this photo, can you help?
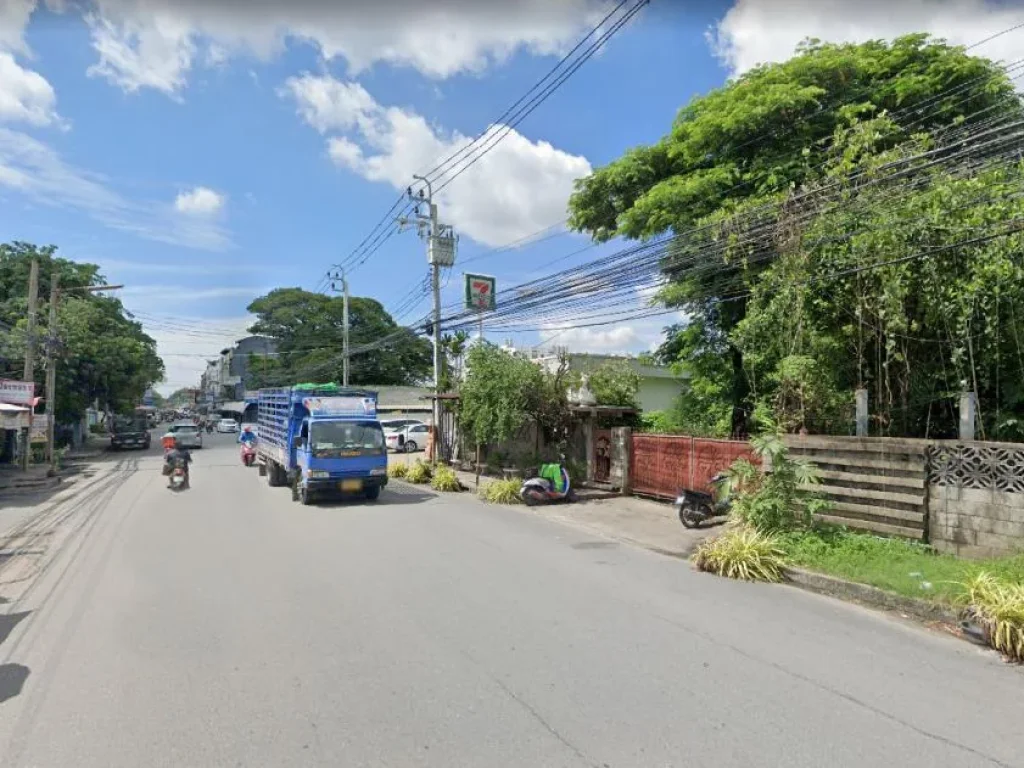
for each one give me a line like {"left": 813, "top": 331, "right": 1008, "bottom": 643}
{"left": 400, "top": 176, "right": 457, "bottom": 455}
{"left": 21, "top": 259, "right": 39, "bottom": 470}
{"left": 44, "top": 271, "right": 59, "bottom": 467}
{"left": 329, "top": 269, "right": 350, "bottom": 387}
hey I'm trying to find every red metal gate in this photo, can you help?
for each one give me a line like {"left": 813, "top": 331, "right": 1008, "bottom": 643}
{"left": 630, "top": 434, "right": 755, "bottom": 499}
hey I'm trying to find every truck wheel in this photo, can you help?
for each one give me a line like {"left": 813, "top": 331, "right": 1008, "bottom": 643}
{"left": 267, "top": 461, "right": 278, "bottom": 486}
{"left": 291, "top": 479, "right": 299, "bottom": 502}
{"left": 300, "top": 485, "right": 313, "bottom": 505}
{"left": 365, "top": 486, "right": 381, "bottom": 501}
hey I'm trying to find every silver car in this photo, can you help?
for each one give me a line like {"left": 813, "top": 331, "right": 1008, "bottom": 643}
{"left": 168, "top": 422, "right": 203, "bottom": 449}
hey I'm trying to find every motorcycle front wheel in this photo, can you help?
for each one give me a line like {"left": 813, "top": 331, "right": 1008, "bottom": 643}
{"left": 678, "top": 501, "right": 708, "bottom": 529}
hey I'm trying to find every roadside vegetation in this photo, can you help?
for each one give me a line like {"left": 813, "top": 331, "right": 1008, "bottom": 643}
{"left": 696, "top": 429, "right": 1024, "bottom": 661}
{"left": 405, "top": 461, "right": 431, "bottom": 485}
{"left": 430, "top": 466, "right": 462, "bottom": 492}
{"left": 479, "top": 479, "right": 522, "bottom": 505}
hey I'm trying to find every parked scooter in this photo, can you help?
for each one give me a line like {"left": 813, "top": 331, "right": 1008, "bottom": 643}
{"left": 240, "top": 442, "right": 256, "bottom": 467}
{"left": 674, "top": 472, "right": 730, "bottom": 528}
{"left": 520, "top": 459, "right": 577, "bottom": 506}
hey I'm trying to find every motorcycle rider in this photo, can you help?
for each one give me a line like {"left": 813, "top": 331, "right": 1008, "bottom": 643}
{"left": 164, "top": 436, "right": 193, "bottom": 489}
{"left": 238, "top": 425, "right": 256, "bottom": 446}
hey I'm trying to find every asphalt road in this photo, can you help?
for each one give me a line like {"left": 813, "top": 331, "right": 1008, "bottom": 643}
{"left": 0, "top": 431, "right": 1022, "bottom": 767}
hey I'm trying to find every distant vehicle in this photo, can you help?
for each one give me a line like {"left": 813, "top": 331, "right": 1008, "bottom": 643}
{"left": 385, "top": 423, "right": 430, "bottom": 453}
{"left": 110, "top": 410, "right": 151, "bottom": 450}
{"left": 256, "top": 385, "right": 387, "bottom": 505}
{"left": 168, "top": 422, "right": 203, "bottom": 449}
{"left": 216, "top": 418, "right": 239, "bottom": 433}
{"left": 380, "top": 418, "right": 425, "bottom": 433}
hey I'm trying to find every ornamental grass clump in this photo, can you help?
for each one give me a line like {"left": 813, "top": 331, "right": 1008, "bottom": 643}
{"left": 960, "top": 572, "right": 1024, "bottom": 662}
{"left": 480, "top": 478, "right": 522, "bottom": 505}
{"left": 387, "top": 462, "right": 408, "bottom": 479}
{"left": 406, "top": 460, "right": 432, "bottom": 484}
{"left": 430, "top": 465, "right": 462, "bottom": 492}
{"left": 692, "top": 525, "right": 788, "bottom": 583}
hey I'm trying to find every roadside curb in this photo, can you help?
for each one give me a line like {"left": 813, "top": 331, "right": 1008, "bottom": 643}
{"left": 783, "top": 566, "right": 960, "bottom": 625}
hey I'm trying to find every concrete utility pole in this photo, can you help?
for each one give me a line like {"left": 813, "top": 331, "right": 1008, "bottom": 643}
{"left": 21, "top": 259, "right": 39, "bottom": 470}
{"left": 400, "top": 176, "right": 457, "bottom": 451}
{"left": 44, "top": 271, "right": 59, "bottom": 466}
{"left": 329, "top": 269, "right": 350, "bottom": 387}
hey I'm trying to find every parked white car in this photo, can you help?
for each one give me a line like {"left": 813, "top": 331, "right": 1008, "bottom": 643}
{"left": 216, "top": 418, "right": 239, "bottom": 433}
{"left": 385, "top": 423, "right": 430, "bottom": 453}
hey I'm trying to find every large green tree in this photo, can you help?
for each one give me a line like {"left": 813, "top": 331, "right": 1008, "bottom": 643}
{"left": 567, "top": 35, "right": 1021, "bottom": 436}
{"left": 246, "top": 287, "right": 432, "bottom": 386}
{"left": 0, "top": 242, "right": 164, "bottom": 422}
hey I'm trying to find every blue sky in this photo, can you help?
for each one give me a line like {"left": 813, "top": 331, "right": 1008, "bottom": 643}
{"left": 1, "top": 0, "right": 1020, "bottom": 392}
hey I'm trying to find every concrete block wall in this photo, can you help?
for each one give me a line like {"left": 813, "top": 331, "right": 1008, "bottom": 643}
{"left": 929, "top": 484, "right": 1024, "bottom": 558}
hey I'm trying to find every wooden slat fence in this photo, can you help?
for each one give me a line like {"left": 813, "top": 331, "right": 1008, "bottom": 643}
{"left": 630, "top": 434, "right": 754, "bottom": 499}
{"left": 784, "top": 436, "right": 928, "bottom": 540}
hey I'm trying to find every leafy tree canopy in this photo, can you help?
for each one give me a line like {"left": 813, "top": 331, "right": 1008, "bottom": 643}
{"left": 567, "top": 35, "right": 1023, "bottom": 437}
{"left": 0, "top": 241, "right": 164, "bottom": 422}
{"left": 569, "top": 34, "right": 1017, "bottom": 242}
{"left": 246, "top": 287, "right": 431, "bottom": 387}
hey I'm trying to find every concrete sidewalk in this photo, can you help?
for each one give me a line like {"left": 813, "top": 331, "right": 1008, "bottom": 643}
{"left": 388, "top": 452, "right": 716, "bottom": 558}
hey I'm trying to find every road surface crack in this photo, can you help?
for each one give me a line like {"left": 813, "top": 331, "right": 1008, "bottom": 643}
{"left": 489, "top": 674, "right": 601, "bottom": 768}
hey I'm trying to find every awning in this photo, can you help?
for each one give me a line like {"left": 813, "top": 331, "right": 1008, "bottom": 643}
{"left": 0, "top": 403, "right": 28, "bottom": 413}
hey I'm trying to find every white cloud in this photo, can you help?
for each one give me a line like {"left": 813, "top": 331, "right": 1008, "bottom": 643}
{"left": 87, "top": 9, "right": 197, "bottom": 96}
{"left": 83, "top": 0, "right": 612, "bottom": 96}
{"left": 284, "top": 73, "right": 592, "bottom": 247}
{"left": 710, "top": 0, "right": 1024, "bottom": 77}
{"left": 548, "top": 324, "right": 645, "bottom": 354}
{"left": 0, "top": 53, "right": 60, "bottom": 126}
{"left": 0, "top": 0, "right": 36, "bottom": 55}
{"left": 0, "top": 2, "right": 63, "bottom": 128}
{"left": 0, "top": 127, "right": 231, "bottom": 250}
{"left": 174, "top": 185, "right": 224, "bottom": 215}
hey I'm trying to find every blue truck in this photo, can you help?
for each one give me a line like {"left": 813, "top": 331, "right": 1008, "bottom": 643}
{"left": 256, "top": 385, "right": 388, "bottom": 505}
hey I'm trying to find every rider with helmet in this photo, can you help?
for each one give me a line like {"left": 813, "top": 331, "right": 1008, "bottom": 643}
{"left": 163, "top": 436, "right": 193, "bottom": 488}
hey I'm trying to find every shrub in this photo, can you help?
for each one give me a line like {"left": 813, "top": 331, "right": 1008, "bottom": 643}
{"left": 430, "top": 465, "right": 462, "bottom": 492}
{"left": 387, "top": 462, "right": 408, "bottom": 479}
{"left": 692, "top": 525, "right": 788, "bottom": 582}
{"left": 406, "top": 461, "right": 432, "bottom": 484}
{"left": 479, "top": 478, "right": 522, "bottom": 504}
{"left": 960, "top": 572, "right": 1024, "bottom": 662}
{"left": 724, "top": 429, "right": 827, "bottom": 533}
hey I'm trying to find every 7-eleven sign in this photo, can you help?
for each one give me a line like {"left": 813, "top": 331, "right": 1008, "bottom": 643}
{"left": 465, "top": 273, "right": 496, "bottom": 311}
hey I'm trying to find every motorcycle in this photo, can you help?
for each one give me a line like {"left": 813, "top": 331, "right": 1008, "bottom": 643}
{"left": 206, "top": 423, "right": 214, "bottom": 433}
{"left": 674, "top": 472, "right": 730, "bottom": 529}
{"left": 240, "top": 442, "right": 256, "bottom": 467}
{"left": 520, "top": 460, "right": 576, "bottom": 506}
{"left": 167, "top": 457, "right": 189, "bottom": 491}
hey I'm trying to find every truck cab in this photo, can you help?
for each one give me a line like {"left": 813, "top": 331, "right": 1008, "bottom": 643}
{"left": 257, "top": 386, "right": 388, "bottom": 505}
{"left": 110, "top": 409, "right": 151, "bottom": 450}
{"left": 292, "top": 414, "right": 387, "bottom": 504}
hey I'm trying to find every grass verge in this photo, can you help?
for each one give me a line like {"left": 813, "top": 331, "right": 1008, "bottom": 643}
{"left": 777, "top": 527, "right": 1024, "bottom": 604}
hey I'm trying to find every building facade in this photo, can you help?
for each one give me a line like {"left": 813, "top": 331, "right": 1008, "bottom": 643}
{"left": 199, "top": 336, "right": 276, "bottom": 407}
{"left": 506, "top": 346, "right": 686, "bottom": 414}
